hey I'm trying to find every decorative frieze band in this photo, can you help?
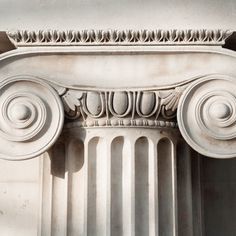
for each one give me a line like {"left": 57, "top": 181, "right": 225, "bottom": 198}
{"left": 7, "top": 29, "right": 232, "bottom": 47}
{"left": 59, "top": 85, "right": 187, "bottom": 128}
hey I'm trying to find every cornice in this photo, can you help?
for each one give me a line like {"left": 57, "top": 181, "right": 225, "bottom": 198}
{"left": 7, "top": 29, "right": 232, "bottom": 47}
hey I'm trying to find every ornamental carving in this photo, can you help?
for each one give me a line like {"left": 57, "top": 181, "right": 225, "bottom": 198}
{"left": 7, "top": 29, "right": 232, "bottom": 47}
{"left": 0, "top": 73, "right": 192, "bottom": 159}
{"left": 1, "top": 73, "right": 236, "bottom": 160}
{"left": 0, "top": 76, "right": 64, "bottom": 160}
{"left": 177, "top": 75, "right": 236, "bottom": 159}
{"left": 0, "top": 28, "right": 235, "bottom": 160}
{"left": 58, "top": 84, "right": 188, "bottom": 128}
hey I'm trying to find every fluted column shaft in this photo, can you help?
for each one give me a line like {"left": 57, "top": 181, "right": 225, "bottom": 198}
{"left": 38, "top": 126, "right": 197, "bottom": 236}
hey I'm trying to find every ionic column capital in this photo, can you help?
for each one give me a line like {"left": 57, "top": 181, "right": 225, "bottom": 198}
{"left": 0, "top": 74, "right": 185, "bottom": 160}
{"left": 0, "top": 31, "right": 235, "bottom": 160}
{"left": 2, "top": 74, "right": 236, "bottom": 160}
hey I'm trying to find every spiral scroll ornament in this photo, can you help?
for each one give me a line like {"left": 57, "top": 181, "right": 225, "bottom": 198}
{"left": 177, "top": 75, "right": 236, "bottom": 158}
{"left": 0, "top": 76, "right": 64, "bottom": 160}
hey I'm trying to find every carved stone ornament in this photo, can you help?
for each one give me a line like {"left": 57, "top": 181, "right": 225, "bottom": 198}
{"left": 0, "top": 29, "right": 235, "bottom": 160}
{"left": 177, "top": 75, "right": 236, "bottom": 158}
{"left": 0, "top": 75, "right": 64, "bottom": 160}
{"left": 59, "top": 84, "right": 187, "bottom": 129}
{"left": 7, "top": 29, "right": 232, "bottom": 46}
{"left": 0, "top": 74, "right": 189, "bottom": 160}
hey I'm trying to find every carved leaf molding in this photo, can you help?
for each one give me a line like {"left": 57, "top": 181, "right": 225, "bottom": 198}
{"left": 7, "top": 29, "right": 232, "bottom": 47}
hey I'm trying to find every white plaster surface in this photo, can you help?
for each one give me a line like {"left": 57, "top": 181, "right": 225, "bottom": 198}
{"left": 0, "top": 158, "right": 39, "bottom": 236}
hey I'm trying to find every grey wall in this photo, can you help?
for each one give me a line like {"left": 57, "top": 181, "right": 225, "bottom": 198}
{"left": 0, "top": 0, "right": 235, "bottom": 30}
{"left": 202, "top": 157, "right": 236, "bottom": 236}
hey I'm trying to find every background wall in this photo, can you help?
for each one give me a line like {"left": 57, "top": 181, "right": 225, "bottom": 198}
{"left": 0, "top": 0, "right": 235, "bottom": 30}
{"left": 202, "top": 157, "right": 236, "bottom": 236}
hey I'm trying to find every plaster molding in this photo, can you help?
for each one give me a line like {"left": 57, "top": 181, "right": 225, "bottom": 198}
{"left": 7, "top": 29, "right": 232, "bottom": 47}
{"left": 0, "top": 74, "right": 187, "bottom": 160}
{"left": 64, "top": 119, "right": 177, "bottom": 129}
{"left": 177, "top": 74, "right": 236, "bottom": 159}
{"left": 1, "top": 73, "right": 236, "bottom": 160}
{"left": 0, "top": 75, "right": 64, "bottom": 160}
{"left": 58, "top": 83, "right": 187, "bottom": 122}
{"left": 0, "top": 31, "right": 236, "bottom": 160}
{"left": 2, "top": 73, "right": 236, "bottom": 160}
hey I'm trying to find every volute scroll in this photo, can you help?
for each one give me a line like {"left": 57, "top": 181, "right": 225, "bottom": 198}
{"left": 0, "top": 75, "right": 64, "bottom": 160}
{"left": 177, "top": 75, "right": 236, "bottom": 159}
